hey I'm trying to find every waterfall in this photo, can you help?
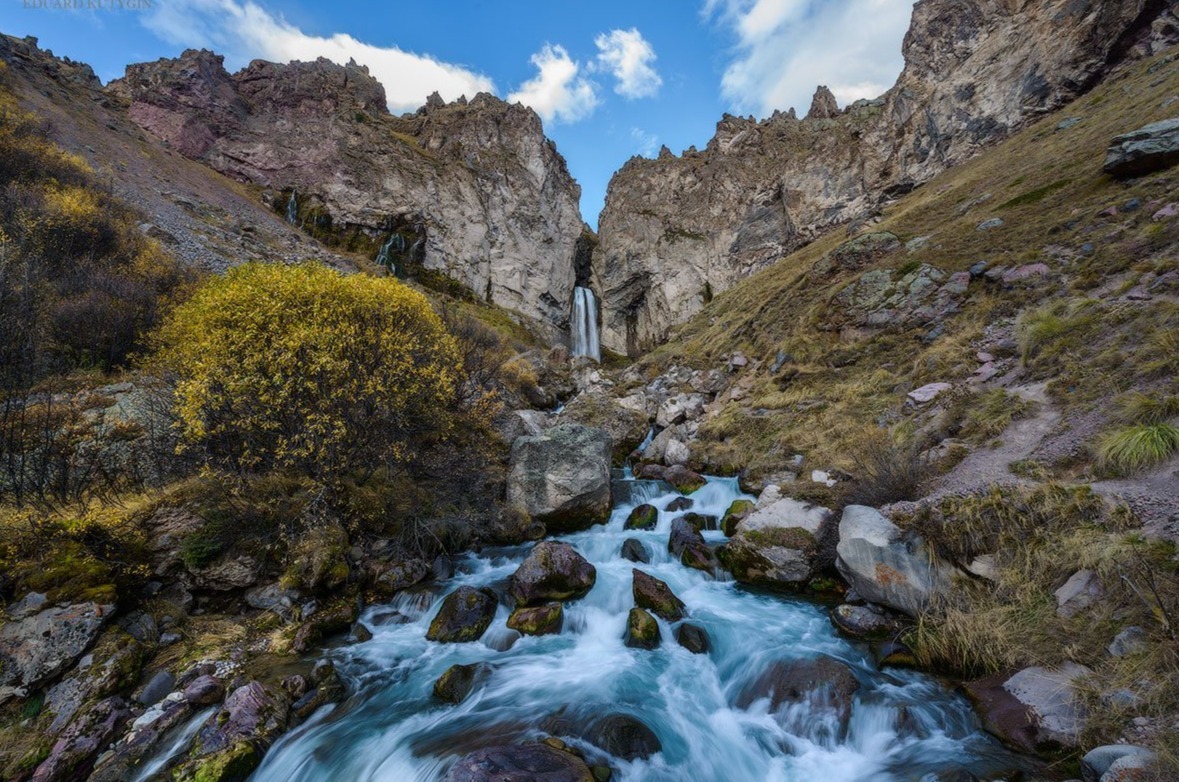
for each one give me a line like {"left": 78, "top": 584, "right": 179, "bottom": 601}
{"left": 571, "top": 286, "right": 601, "bottom": 362}
{"left": 285, "top": 191, "right": 298, "bottom": 225}
{"left": 375, "top": 235, "right": 396, "bottom": 275}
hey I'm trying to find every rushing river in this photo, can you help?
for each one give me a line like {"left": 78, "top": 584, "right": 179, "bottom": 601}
{"left": 248, "top": 475, "right": 1024, "bottom": 782}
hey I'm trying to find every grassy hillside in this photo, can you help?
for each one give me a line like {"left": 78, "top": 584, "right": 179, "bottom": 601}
{"left": 640, "top": 50, "right": 1179, "bottom": 481}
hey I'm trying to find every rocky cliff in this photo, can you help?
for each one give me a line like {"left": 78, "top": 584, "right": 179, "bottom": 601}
{"left": 107, "top": 51, "right": 584, "bottom": 337}
{"left": 594, "top": 0, "right": 1179, "bottom": 355}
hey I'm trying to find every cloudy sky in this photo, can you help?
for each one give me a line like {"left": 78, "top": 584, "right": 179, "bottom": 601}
{"left": 4, "top": 0, "right": 915, "bottom": 224}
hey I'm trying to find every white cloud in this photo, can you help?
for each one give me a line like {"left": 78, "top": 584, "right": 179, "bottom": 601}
{"left": 507, "top": 44, "right": 599, "bottom": 124}
{"left": 594, "top": 28, "right": 662, "bottom": 99}
{"left": 142, "top": 0, "right": 494, "bottom": 113}
{"left": 631, "top": 128, "right": 659, "bottom": 157}
{"left": 705, "top": 0, "right": 914, "bottom": 118}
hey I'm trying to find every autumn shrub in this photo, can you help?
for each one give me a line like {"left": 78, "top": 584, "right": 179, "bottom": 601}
{"left": 152, "top": 262, "right": 461, "bottom": 479}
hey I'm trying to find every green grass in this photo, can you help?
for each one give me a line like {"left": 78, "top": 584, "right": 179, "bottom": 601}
{"left": 1097, "top": 423, "right": 1179, "bottom": 476}
{"left": 1115, "top": 392, "right": 1179, "bottom": 426}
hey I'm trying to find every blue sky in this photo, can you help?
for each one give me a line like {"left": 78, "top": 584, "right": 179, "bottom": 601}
{"left": 2, "top": 0, "right": 915, "bottom": 226}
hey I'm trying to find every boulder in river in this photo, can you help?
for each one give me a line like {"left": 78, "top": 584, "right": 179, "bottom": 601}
{"left": 632, "top": 569, "right": 685, "bottom": 622}
{"left": 735, "top": 656, "right": 861, "bottom": 729}
{"left": 830, "top": 603, "right": 902, "bottom": 640}
{"left": 624, "top": 504, "right": 658, "bottom": 530}
{"left": 507, "top": 425, "right": 613, "bottom": 533}
{"left": 675, "top": 624, "right": 710, "bottom": 654}
{"left": 427, "top": 587, "right": 499, "bottom": 643}
{"left": 434, "top": 663, "right": 493, "bottom": 704}
{"left": 174, "top": 681, "right": 291, "bottom": 782}
{"left": 835, "top": 505, "right": 955, "bottom": 616}
{"left": 624, "top": 608, "right": 661, "bottom": 650}
{"left": 719, "top": 498, "right": 831, "bottom": 589}
{"left": 620, "top": 538, "right": 651, "bottom": 563}
{"left": 507, "top": 542, "right": 596, "bottom": 606}
{"left": 721, "top": 499, "right": 755, "bottom": 536}
{"left": 666, "top": 497, "right": 693, "bottom": 512}
{"left": 507, "top": 603, "right": 564, "bottom": 636}
{"left": 442, "top": 742, "right": 596, "bottom": 782}
{"left": 587, "top": 713, "right": 662, "bottom": 760}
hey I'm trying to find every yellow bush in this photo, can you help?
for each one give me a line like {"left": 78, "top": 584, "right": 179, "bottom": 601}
{"left": 152, "top": 262, "right": 461, "bottom": 477}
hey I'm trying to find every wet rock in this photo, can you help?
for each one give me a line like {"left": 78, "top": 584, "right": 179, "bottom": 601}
{"left": 624, "top": 608, "right": 660, "bottom": 650}
{"left": 442, "top": 742, "right": 596, "bottom": 782}
{"left": 624, "top": 504, "right": 658, "bottom": 530}
{"left": 835, "top": 505, "right": 955, "bottom": 617}
{"left": 507, "top": 425, "right": 613, "bottom": 533}
{"left": 678, "top": 512, "right": 719, "bottom": 531}
{"left": 1055, "top": 569, "right": 1103, "bottom": 618}
{"left": 88, "top": 698, "right": 192, "bottom": 782}
{"left": 632, "top": 570, "right": 685, "bottom": 622}
{"left": 134, "top": 670, "right": 176, "bottom": 707}
{"left": 427, "top": 587, "right": 499, "bottom": 643}
{"left": 875, "top": 640, "right": 918, "bottom": 668}
{"left": 666, "top": 497, "right": 693, "bottom": 513}
{"left": 507, "top": 541, "right": 597, "bottom": 606}
{"left": 31, "top": 696, "right": 132, "bottom": 782}
{"left": 1082, "top": 745, "right": 1155, "bottom": 782}
{"left": 176, "top": 681, "right": 291, "bottom": 781}
{"left": 291, "top": 600, "right": 358, "bottom": 653}
{"left": 0, "top": 602, "right": 113, "bottom": 702}
{"left": 507, "top": 603, "right": 564, "bottom": 636}
{"left": 668, "top": 517, "right": 705, "bottom": 557}
{"left": 620, "top": 538, "right": 651, "bottom": 564}
{"left": 434, "top": 663, "right": 492, "bottom": 704}
{"left": 718, "top": 498, "right": 831, "bottom": 589}
{"left": 963, "top": 663, "right": 1091, "bottom": 752}
{"left": 587, "top": 714, "right": 662, "bottom": 760}
{"left": 352, "top": 622, "right": 373, "bottom": 642}
{"left": 1108, "top": 627, "right": 1147, "bottom": 658}
{"left": 735, "top": 656, "right": 861, "bottom": 727}
{"left": 721, "top": 499, "right": 755, "bottom": 536}
{"left": 830, "top": 603, "right": 901, "bottom": 640}
{"left": 373, "top": 558, "right": 433, "bottom": 596}
{"left": 679, "top": 543, "right": 717, "bottom": 572}
{"left": 675, "top": 624, "right": 710, "bottom": 654}
{"left": 1104, "top": 118, "right": 1179, "bottom": 177}
{"left": 611, "top": 479, "right": 675, "bottom": 506}
{"left": 184, "top": 675, "right": 226, "bottom": 705}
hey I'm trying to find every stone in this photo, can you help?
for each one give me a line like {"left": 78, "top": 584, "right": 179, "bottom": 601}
{"left": 1101, "top": 752, "right": 1156, "bottom": 781}
{"left": 507, "top": 425, "right": 613, "bottom": 533}
{"left": 675, "top": 623, "right": 710, "bottom": 654}
{"left": 586, "top": 714, "right": 661, "bottom": 760}
{"left": 434, "top": 663, "right": 492, "bottom": 704}
{"left": 964, "top": 663, "right": 1091, "bottom": 752}
{"left": 808, "top": 85, "right": 840, "bottom": 119}
{"left": 175, "top": 681, "right": 291, "bottom": 781}
{"left": 31, "top": 696, "right": 132, "bottom": 782}
{"left": 664, "top": 439, "right": 691, "bottom": 466}
{"left": 135, "top": 670, "right": 176, "bottom": 707}
{"left": 668, "top": 517, "right": 707, "bottom": 558}
{"left": 1082, "top": 745, "right": 1155, "bottom": 782}
{"left": 1107, "top": 627, "right": 1148, "bottom": 658}
{"left": 507, "top": 603, "right": 564, "bottom": 636}
{"left": 442, "top": 743, "right": 596, "bottom": 782}
{"left": 830, "top": 604, "right": 901, "bottom": 640}
{"left": 507, "top": 541, "right": 596, "bottom": 606}
{"left": 426, "top": 587, "right": 499, "bottom": 643}
{"left": 116, "top": 611, "right": 159, "bottom": 645}
{"left": 907, "top": 382, "right": 952, "bottom": 404}
{"left": 666, "top": 497, "right": 693, "bottom": 512}
{"left": 612, "top": 479, "right": 675, "bottom": 506}
{"left": 631, "top": 569, "right": 686, "bottom": 622}
{"left": 620, "top": 538, "right": 651, "bottom": 564}
{"left": 244, "top": 582, "right": 302, "bottom": 615}
{"left": 1152, "top": 202, "right": 1178, "bottom": 221}
{"left": 656, "top": 394, "right": 707, "bottom": 428}
{"left": 1104, "top": 118, "right": 1179, "bottom": 177}
{"left": 0, "top": 602, "right": 113, "bottom": 700}
{"left": 718, "top": 498, "right": 831, "bottom": 589}
{"left": 352, "top": 623, "right": 373, "bottom": 642}
{"left": 1001, "top": 263, "right": 1051, "bottom": 284}
{"left": 624, "top": 608, "right": 661, "bottom": 650}
{"left": 734, "top": 656, "right": 861, "bottom": 727}
{"left": 976, "top": 217, "right": 1004, "bottom": 231}
{"left": 8, "top": 591, "right": 48, "bottom": 618}
{"left": 623, "top": 504, "right": 658, "bottom": 531}
{"left": 662, "top": 465, "right": 706, "bottom": 494}
{"left": 1055, "top": 569, "right": 1103, "bottom": 618}
{"left": 188, "top": 553, "right": 264, "bottom": 591}
{"left": 721, "top": 499, "right": 755, "bottom": 536}
{"left": 184, "top": 675, "right": 226, "bottom": 706}
{"left": 835, "top": 505, "right": 954, "bottom": 617}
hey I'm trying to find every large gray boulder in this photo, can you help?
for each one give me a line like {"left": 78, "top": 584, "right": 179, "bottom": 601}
{"left": 442, "top": 743, "right": 596, "bottom": 781}
{"left": 507, "top": 541, "right": 596, "bottom": 607}
{"left": 0, "top": 602, "right": 114, "bottom": 702}
{"left": 964, "top": 663, "right": 1091, "bottom": 752}
{"left": 719, "top": 498, "right": 831, "bottom": 588}
{"left": 835, "top": 506, "right": 954, "bottom": 616}
{"left": 1104, "top": 118, "right": 1179, "bottom": 177}
{"left": 507, "top": 425, "right": 613, "bottom": 533}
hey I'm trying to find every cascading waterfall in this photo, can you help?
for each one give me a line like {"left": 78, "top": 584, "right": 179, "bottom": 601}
{"left": 248, "top": 475, "right": 1026, "bottom": 782}
{"left": 571, "top": 286, "right": 601, "bottom": 362}
{"left": 285, "top": 190, "right": 298, "bottom": 225}
{"left": 375, "top": 235, "right": 397, "bottom": 275}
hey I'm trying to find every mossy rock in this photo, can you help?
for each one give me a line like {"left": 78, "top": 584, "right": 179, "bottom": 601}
{"left": 507, "top": 603, "right": 564, "bottom": 636}
{"left": 680, "top": 544, "right": 716, "bottom": 572}
{"left": 433, "top": 662, "right": 492, "bottom": 704}
{"left": 426, "top": 587, "right": 498, "bottom": 643}
{"left": 632, "top": 569, "right": 685, "bottom": 622}
{"left": 679, "top": 513, "right": 718, "bottom": 531}
{"left": 624, "top": 608, "right": 660, "bottom": 650}
{"left": 741, "top": 526, "right": 816, "bottom": 552}
{"left": 182, "top": 740, "right": 260, "bottom": 782}
{"left": 11, "top": 542, "right": 117, "bottom": 605}
{"left": 721, "top": 500, "right": 756, "bottom": 536}
{"left": 623, "top": 504, "right": 658, "bottom": 531}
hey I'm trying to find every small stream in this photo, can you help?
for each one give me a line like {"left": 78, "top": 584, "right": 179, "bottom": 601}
{"left": 248, "top": 476, "right": 1024, "bottom": 781}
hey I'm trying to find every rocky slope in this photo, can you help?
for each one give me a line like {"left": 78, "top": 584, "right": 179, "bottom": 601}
{"left": 594, "top": 0, "right": 1179, "bottom": 355}
{"left": 106, "top": 50, "right": 584, "bottom": 338}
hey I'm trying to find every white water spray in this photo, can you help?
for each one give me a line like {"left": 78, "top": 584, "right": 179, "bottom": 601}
{"left": 285, "top": 190, "right": 298, "bottom": 225}
{"left": 571, "top": 286, "right": 601, "bottom": 362}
